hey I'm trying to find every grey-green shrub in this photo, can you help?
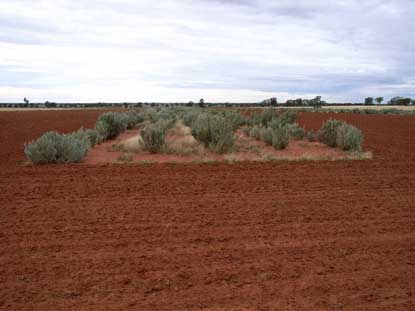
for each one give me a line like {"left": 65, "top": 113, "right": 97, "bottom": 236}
{"left": 191, "top": 113, "right": 235, "bottom": 153}
{"left": 84, "top": 129, "right": 99, "bottom": 147}
{"left": 249, "top": 126, "right": 262, "bottom": 140}
{"left": 272, "top": 126, "right": 289, "bottom": 150}
{"left": 335, "top": 123, "right": 363, "bottom": 151}
{"left": 261, "top": 108, "right": 277, "bottom": 126}
{"left": 95, "top": 112, "right": 126, "bottom": 140}
{"left": 248, "top": 112, "right": 262, "bottom": 127}
{"left": 124, "top": 111, "right": 144, "bottom": 129}
{"left": 306, "top": 130, "right": 316, "bottom": 142}
{"left": 141, "top": 121, "right": 167, "bottom": 153}
{"left": 260, "top": 127, "right": 274, "bottom": 145}
{"left": 24, "top": 131, "right": 90, "bottom": 164}
{"left": 280, "top": 110, "right": 297, "bottom": 125}
{"left": 318, "top": 119, "right": 345, "bottom": 147}
{"left": 222, "top": 111, "right": 246, "bottom": 130}
{"left": 95, "top": 120, "right": 108, "bottom": 143}
{"left": 286, "top": 123, "right": 305, "bottom": 140}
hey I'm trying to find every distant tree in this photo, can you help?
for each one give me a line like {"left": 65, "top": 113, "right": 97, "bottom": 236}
{"left": 312, "top": 96, "right": 322, "bottom": 108}
{"left": 364, "top": 97, "right": 374, "bottom": 105}
{"left": 199, "top": 98, "right": 205, "bottom": 108}
{"left": 375, "top": 97, "right": 384, "bottom": 104}
{"left": 388, "top": 97, "right": 412, "bottom": 105}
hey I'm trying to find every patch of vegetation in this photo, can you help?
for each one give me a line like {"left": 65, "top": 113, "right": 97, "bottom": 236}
{"left": 191, "top": 113, "right": 235, "bottom": 153}
{"left": 286, "top": 123, "right": 305, "bottom": 140}
{"left": 141, "top": 121, "right": 167, "bottom": 153}
{"left": 25, "top": 131, "right": 90, "bottom": 164}
{"left": 318, "top": 119, "right": 363, "bottom": 151}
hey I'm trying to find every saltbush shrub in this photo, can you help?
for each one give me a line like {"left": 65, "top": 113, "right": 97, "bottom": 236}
{"left": 280, "top": 110, "right": 297, "bottom": 125}
{"left": 191, "top": 113, "right": 235, "bottom": 153}
{"left": 318, "top": 119, "right": 345, "bottom": 147}
{"left": 95, "top": 112, "right": 126, "bottom": 140}
{"left": 248, "top": 112, "right": 262, "bottom": 127}
{"left": 306, "top": 130, "right": 316, "bottom": 142}
{"left": 286, "top": 123, "right": 305, "bottom": 140}
{"left": 25, "top": 131, "right": 90, "bottom": 164}
{"left": 222, "top": 111, "right": 246, "bottom": 130}
{"left": 124, "top": 111, "right": 144, "bottom": 129}
{"left": 260, "top": 108, "right": 277, "bottom": 126}
{"left": 272, "top": 125, "right": 289, "bottom": 150}
{"left": 249, "top": 126, "right": 262, "bottom": 140}
{"left": 141, "top": 121, "right": 167, "bottom": 153}
{"left": 260, "top": 127, "right": 274, "bottom": 145}
{"left": 335, "top": 123, "right": 363, "bottom": 151}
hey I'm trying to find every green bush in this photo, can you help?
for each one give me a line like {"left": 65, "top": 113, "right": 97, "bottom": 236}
{"left": 260, "top": 108, "right": 277, "bottom": 126}
{"left": 25, "top": 131, "right": 90, "bottom": 164}
{"left": 95, "top": 120, "right": 108, "bottom": 144}
{"left": 141, "top": 121, "right": 167, "bottom": 153}
{"left": 306, "top": 130, "right": 316, "bottom": 142}
{"left": 84, "top": 129, "right": 99, "bottom": 147}
{"left": 260, "top": 127, "right": 274, "bottom": 145}
{"left": 124, "top": 111, "right": 144, "bottom": 129}
{"left": 248, "top": 112, "right": 262, "bottom": 127}
{"left": 318, "top": 119, "right": 345, "bottom": 147}
{"left": 286, "top": 123, "right": 305, "bottom": 140}
{"left": 249, "top": 126, "right": 262, "bottom": 140}
{"left": 272, "top": 126, "right": 289, "bottom": 150}
{"left": 222, "top": 111, "right": 246, "bottom": 130}
{"left": 191, "top": 113, "right": 235, "bottom": 153}
{"left": 95, "top": 112, "right": 127, "bottom": 140}
{"left": 280, "top": 110, "right": 297, "bottom": 125}
{"left": 335, "top": 123, "right": 363, "bottom": 151}
{"left": 268, "top": 118, "right": 281, "bottom": 129}
{"left": 183, "top": 110, "right": 199, "bottom": 127}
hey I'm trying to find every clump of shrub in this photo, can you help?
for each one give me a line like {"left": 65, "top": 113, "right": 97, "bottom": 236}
{"left": 335, "top": 123, "right": 363, "bottom": 151}
{"left": 248, "top": 112, "right": 262, "bottom": 127}
{"left": 286, "top": 123, "right": 305, "bottom": 140}
{"left": 317, "top": 119, "right": 344, "bottom": 147}
{"left": 25, "top": 131, "right": 90, "bottom": 164}
{"left": 280, "top": 110, "right": 297, "bottom": 125}
{"left": 318, "top": 119, "right": 363, "bottom": 151}
{"left": 141, "top": 121, "right": 167, "bottom": 153}
{"left": 222, "top": 111, "right": 246, "bottom": 130}
{"left": 123, "top": 111, "right": 144, "bottom": 129}
{"left": 260, "top": 127, "right": 274, "bottom": 145}
{"left": 191, "top": 113, "right": 235, "bottom": 153}
{"left": 306, "top": 130, "right": 316, "bottom": 142}
{"left": 249, "top": 126, "right": 262, "bottom": 140}
{"left": 272, "top": 125, "right": 289, "bottom": 150}
{"left": 95, "top": 112, "right": 127, "bottom": 140}
{"left": 260, "top": 108, "right": 277, "bottom": 126}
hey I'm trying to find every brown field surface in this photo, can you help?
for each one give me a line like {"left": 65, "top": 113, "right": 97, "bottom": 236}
{"left": 0, "top": 110, "right": 414, "bottom": 310}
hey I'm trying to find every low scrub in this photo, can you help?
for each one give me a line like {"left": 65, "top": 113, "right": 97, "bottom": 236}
{"left": 280, "top": 110, "right": 297, "bottom": 125}
{"left": 25, "top": 131, "right": 90, "bottom": 164}
{"left": 141, "top": 121, "right": 167, "bottom": 153}
{"left": 335, "top": 123, "right": 363, "bottom": 151}
{"left": 318, "top": 119, "right": 344, "bottom": 147}
{"left": 306, "top": 130, "right": 316, "bottom": 142}
{"left": 286, "top": 123, "right": 305, "bottom": 140}
{"left": 95, "top": 112, "right": 127, "bottom": 141}
{"left": 318, "top": 119, "right": 363, "bottom": 151}
{"left": 271, "top": 125, "right": 289, "bottom": 150}
{"left": 191, "top": 113, "right": 235, "bottom": 153}
{"left": 260, "top": 108, "right": 277, "bottom": 126}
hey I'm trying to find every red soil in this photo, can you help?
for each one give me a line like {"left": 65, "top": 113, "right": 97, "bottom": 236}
{"left": 0, "top": 110, "right": 415, "bottom": 310}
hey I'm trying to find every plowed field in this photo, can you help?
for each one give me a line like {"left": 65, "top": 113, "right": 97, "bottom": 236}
{"left": 0, "top": 110, "right": 414, "bottom": 310}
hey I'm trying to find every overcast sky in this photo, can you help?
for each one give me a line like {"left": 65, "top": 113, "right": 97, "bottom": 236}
{"left": 0, "top": 0, "right": 414, "bottom": 103}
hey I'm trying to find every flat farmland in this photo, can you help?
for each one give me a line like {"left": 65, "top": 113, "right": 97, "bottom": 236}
{"left": 0, "top": 110, "right": 414, "bottom": 310}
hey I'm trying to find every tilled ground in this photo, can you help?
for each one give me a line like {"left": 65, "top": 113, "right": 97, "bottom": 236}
{"left": 0, "top": 110, "right": 414, "bottom": 310}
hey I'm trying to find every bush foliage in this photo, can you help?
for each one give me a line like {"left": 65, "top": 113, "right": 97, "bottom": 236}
{"left": 25, "top": 131, "right": 90, "bottom": 164}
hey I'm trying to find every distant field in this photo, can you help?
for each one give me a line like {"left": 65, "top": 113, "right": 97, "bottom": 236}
{"left": 322, "top": 105, "right": 415, "bottom": 110}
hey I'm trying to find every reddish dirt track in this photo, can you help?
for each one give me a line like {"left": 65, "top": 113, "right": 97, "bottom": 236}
{"left": 0, "top": 110, "right": 415, "bottom": 310}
